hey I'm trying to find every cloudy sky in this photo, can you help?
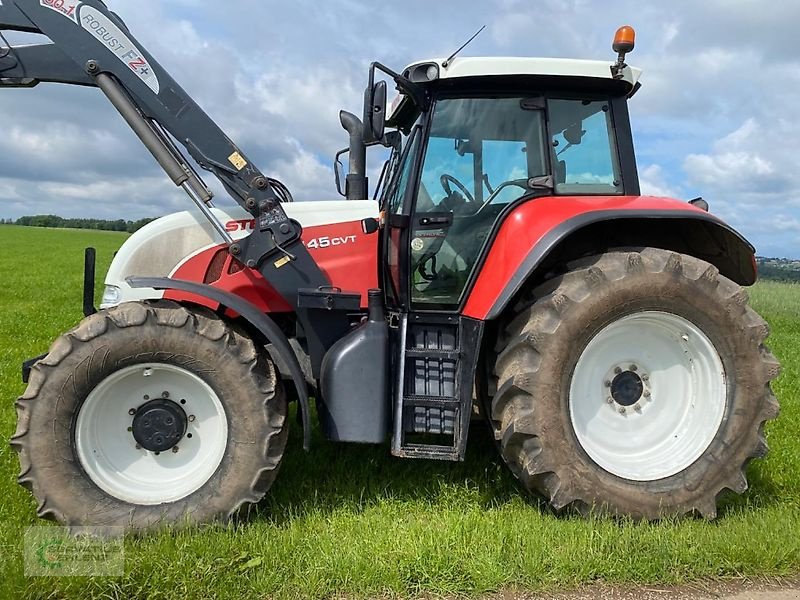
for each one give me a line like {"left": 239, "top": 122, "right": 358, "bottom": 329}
{"left": 1, "top": 0, "right": 798, "bottom": 258}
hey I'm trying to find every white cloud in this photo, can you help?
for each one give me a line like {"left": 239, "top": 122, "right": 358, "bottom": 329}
{"left": 269, "top": 141, "right": 339, "bottom": 202}
{"left": 0, "top": 0, "right": 798, "bottom": 258}
{"left": 639, "top": 164, "right": 680, "bottom": 198}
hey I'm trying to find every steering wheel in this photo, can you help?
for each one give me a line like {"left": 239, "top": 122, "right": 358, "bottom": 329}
{"left": 440, "top": 174, "right": 476, "bottom": 204}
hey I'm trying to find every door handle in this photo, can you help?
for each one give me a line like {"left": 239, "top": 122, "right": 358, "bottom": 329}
{"left": 418, "top": 214, "right": 453, "bottom": 228}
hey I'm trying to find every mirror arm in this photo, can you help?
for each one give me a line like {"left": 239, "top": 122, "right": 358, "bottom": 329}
{"left": 370, "top": 61, "right": 430, "bottom": 112}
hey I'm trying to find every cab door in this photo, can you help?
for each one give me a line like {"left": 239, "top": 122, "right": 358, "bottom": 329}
{"left": 380, "top": 124, "right": 422, "bottom": 310}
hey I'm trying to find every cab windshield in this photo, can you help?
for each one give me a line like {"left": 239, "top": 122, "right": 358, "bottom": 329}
{"left": 411, "top": 95, "right": 622, "bottom": 307}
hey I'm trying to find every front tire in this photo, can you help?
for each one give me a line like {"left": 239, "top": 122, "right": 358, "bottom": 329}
{"left": 492, "top": 248, "right": 780, "bottom": 519}
{"left": 12, "top": 301, "right": 288, "bottom": 532}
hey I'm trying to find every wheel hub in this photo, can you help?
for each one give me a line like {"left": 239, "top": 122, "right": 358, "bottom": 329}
{"left": 610, "top": 370, "right": 644, "bottom": 407}
{"left": 570, "top": 311, "right": 727, "bottom": 481}
{"left": 131, "top": 398, "right": 187, "bottom": 452}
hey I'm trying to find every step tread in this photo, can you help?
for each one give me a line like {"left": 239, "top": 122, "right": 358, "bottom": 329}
{"left": 403, "top": 395, "right": 460, "bottom": 407}
{"left": 404, "top": 348, "right": 461, "bottom": 359}
{"left": 394, "top": 443, "right": 460, "bottom": 461}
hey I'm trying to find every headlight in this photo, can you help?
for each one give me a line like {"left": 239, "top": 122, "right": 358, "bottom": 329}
{"left": 405, "top": 62, "right": 439, "bottom": 83}
{"left": 101, "top": 285, "right": 122, "bottom": 307}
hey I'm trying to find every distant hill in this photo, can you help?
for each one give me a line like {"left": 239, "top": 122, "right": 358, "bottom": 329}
{"left": 757, "top": 257, "right": 800, "bottom": 283}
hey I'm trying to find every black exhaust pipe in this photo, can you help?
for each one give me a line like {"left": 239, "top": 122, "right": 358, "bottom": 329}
{"left": 339, "top": 110, "right": 368, "bottom": 200}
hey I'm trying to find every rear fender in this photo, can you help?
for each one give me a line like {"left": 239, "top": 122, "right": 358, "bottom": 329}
{"left": 464, "top": 201, "right": 756, "bottom": 321}
{"left": 128, "top": 276, "right": 313, "bottom": 451}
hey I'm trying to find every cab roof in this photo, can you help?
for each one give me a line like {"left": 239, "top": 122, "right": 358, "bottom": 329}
{"left": 387, "top": 57, "right": 642, "bottom": 127}
{"left": 404, "top": 56, "right": 641, "bottom": 88}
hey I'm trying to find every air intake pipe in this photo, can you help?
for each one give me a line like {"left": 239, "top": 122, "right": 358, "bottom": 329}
{"left": 339, "top": 110, "right": 368, "bottom": 200}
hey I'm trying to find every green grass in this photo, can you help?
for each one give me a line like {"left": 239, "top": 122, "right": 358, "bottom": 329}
{"left": 1, "top": 225, "right": 799, "bottom": 599}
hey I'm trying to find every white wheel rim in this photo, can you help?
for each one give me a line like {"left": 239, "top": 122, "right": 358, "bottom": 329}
{"left": 75, "top": 364, "right": 228, "bottom": 505}
{"left": 569, "top": 311, "right": 726, "bottom": 481}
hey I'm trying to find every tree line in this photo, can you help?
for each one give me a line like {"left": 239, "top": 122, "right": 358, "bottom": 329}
{"left": 0, "top": 215, "right": 157, "bottom": 233}
{"left": 756, "top": 260, "right": 800, "bottom": 283}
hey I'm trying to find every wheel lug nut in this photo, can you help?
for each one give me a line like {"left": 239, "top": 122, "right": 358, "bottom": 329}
{"left": 644, "top": 391, "right": 651, "bottom": 399}
{"left": 143, "top": 395, "right": 149, "bottom": 401}
{"left": 642, "top": 375, "right": 649, "bottom": 382}
{"left": 143, "top": 369, "right": 152, "bottom": 377}
{"left": 634, "top": 404, "right": 642, "bottom": 413}
{"left": 135, "top": 444, "right": 142, "bottom": 450}
{"left": 188, "top": 415, "right": 196, "bottom": 422}
{"left": 630, "top": 364, "right": 638, "bottom": 372}
{"left": 606, "top": 397, "right": 614, "bottom": 405}
{"left": 618, "top": 407, "right": 626, "bottom": 415}
{"left": 614, "top": 367, "right": 622, "bottom": 374}
{"left": 172, "top": 446, "right": 179, "bottom": 454}
{"left": 604, "top": 380, "right": 612, "bottom": 388}
{"left": 128, "top": 408, "right": 136, "bottom": 415}
{"left": 162, "top": 391, "right": 170, "bottom": 398}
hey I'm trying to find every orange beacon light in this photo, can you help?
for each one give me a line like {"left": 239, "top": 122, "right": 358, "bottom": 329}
{"left": 613, "top": 25, "right": 636, "bottom": 54}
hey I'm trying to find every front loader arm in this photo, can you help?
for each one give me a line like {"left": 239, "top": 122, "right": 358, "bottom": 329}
{"left": 0, "top": 0, "right": 329, "bottom": 304}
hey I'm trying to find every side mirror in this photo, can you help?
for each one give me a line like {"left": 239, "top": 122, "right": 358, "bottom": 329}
{"left": 364, "top": 80, "right": 387, "bottom": 143}
{"left": 333, "top": 147, "right": 349, "bottom": 197}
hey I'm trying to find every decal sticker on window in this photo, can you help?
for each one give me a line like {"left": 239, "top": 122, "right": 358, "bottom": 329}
{"left": 80, "top": 6, "right": 160, "bottom": 94}
{"left": 40, "top": 0, "right": 81, "bottom": 23}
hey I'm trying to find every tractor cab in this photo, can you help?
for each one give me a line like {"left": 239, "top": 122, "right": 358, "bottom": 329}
{"left": 337, "top": 37, "right": 645, "bottom": 460}
{"left": 371, "top": 56, "right": 642, "bottom": 311}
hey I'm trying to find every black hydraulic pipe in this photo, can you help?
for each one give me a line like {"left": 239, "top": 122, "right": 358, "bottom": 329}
{"left": 339, "top": 110, "right": 368, "bottom": 200}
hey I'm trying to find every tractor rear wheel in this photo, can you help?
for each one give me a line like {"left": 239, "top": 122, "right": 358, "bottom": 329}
{"left": 11, "top": 300, "right": 288, "bottom": 532}
{"left": 491, "top": 248, "right": 780, "bottom": 519}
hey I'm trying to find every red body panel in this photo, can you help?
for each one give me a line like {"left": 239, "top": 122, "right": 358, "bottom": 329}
{"left": 462, "top": 195, "right": 710, "bottom": 320}
{"left": 166, "top": 219, "right": 378, "bottom": 313}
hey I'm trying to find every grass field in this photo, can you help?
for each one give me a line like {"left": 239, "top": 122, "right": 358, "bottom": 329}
{"left": 1, "top": 225, "right": 798, "bottom": 599}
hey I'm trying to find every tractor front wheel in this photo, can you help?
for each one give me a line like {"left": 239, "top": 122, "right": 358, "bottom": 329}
{"left": 492, "top": 248, "right": 780, "bottom": 519}
{"left": 12, "top": 301, "right": 288, "bottom": 532}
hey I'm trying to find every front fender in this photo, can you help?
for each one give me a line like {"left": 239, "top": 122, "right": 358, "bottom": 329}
{"left": 127, "top": 276, "right": 313, "bottom": 451}
{"left": 463, "top": 196, "right": 756, "bottom": 321}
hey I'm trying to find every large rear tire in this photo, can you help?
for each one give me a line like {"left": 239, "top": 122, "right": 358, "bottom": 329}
{"left": 11, "top": 301, "right": 288, "bottom": 532}
{"left": 491, "top": 248, "right": 780, "bottom": 519}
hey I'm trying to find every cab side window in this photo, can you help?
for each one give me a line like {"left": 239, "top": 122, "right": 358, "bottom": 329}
{"left": 548, "top": 99, "right": 623, "bottom": 195}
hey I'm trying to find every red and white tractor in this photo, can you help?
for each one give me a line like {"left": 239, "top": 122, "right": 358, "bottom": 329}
{"left": 2, "top": 1, "right": 778, "bottom": 531}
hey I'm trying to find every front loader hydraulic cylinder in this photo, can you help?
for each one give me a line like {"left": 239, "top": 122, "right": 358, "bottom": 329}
{"left": 93, "top": 71, "right": 233, "bottom": 244}
{"left": 94, "top": 71, "right": 188, "bottom": 187}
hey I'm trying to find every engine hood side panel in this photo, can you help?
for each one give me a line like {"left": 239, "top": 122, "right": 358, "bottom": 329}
{"left": 103, "top": 200, "right": 379, "bottom": 311}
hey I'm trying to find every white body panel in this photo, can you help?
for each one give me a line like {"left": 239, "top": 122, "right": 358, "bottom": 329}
{"left": 388, "top": 56, "right": 641, "bottom": 122}
{"left": 102, "top": 200, "right": 379, "bottom": 308}
{"left": 418, "top": 56, "right": 641, "bottom": 85}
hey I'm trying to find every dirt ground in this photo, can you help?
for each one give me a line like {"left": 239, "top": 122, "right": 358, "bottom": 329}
{"left": 506, "top": 579, "right": 800, "bottom": 599}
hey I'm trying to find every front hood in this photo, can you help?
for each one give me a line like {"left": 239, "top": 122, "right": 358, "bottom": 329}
{"left": 102, "top": 200, "right": 378, "bottom": 307}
